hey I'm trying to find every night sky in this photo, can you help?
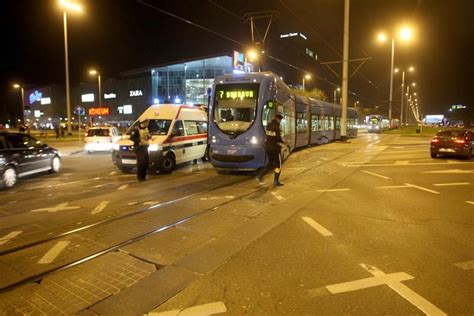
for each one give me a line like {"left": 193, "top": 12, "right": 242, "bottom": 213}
{"left": 1, "top": 0, "right": 473, "bottom": 122}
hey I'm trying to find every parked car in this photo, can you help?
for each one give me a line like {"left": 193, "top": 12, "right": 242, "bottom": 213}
{"left": 430, "top": 129, "right": 473, "bottom": 159}
{"left": 84, "top": 126, "right": 121, "bottom": 153}
{"left": 0, "top": 131, "right": 61, "bottom": 189}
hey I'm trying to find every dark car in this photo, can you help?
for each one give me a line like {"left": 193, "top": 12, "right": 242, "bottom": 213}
{"left": 430, "top": 129, "right": 474, "bottom": 159}
{"left": 0, "top": 131, "right": 61, "bottom": 189}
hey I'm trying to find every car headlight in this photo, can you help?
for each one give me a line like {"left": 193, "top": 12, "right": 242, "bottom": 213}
{"left": 113, "top": 143, "right": 120, "bottom": 151}
{"left": 250, "top": 136, "right": 258, "bottom": 144}
{"left": 148, "top": 144, "right": 160, "bottom": 151}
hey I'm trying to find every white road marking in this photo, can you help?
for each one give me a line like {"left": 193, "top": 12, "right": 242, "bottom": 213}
{"left": 91, "top": 201, "right": 110, "bottom": 215}
{"left": 200, "top": 196, "right": 234, "bottom": 201}
{"left": 392, "top": 146, "right": 404, "bottom": 149}
{"left": 225, "top": 195, "right": 235, "bottom": 199}
{"left": 395, "top": 160, "right": 409, "bottom": 165}
{"left": 361, "top": 264, "right": 447, "bottom": 316}
{"left": 302, "top": 217, "right": 333, "bottom": 237}
{"left": 433, "top": 182, "right": 470, "bottom": 187}
{"left": 316, "top": 188, "right": 350, "bottom": 192}
{"left": 378, "top": 185, "right": 411, "bottom": 189}
{"left": 348, "top": 161, "right": 474, "bottom": 167}
{"left": 422, "top": 169, "right": 474, "bottom": 174}
{"left": 404, "top": 183, "right": 440, "bottom": 194}
{"left": 93, "top": 177, "right": 101, "bottom": 180}
{"left": 326, "top": 264, "right": 446, "bottom": 316}
{"left": 320, "top": 157, "right": 329, "bottom": 161}
{"left": 94, "top": 183, "right": 112, "bottom": 188}
{"left": 362, "top": 170, "right": 390, "bottom": 179}
{"left": 31, "top": 202, "right": 81, "bottom": 213}
{"left": 271, "top": 191, "right": 285, "bottom": 201}
{"left": 0, "top": 231, "right": 22, "bottom": 246}
{"left": 38, "top": 241, "right": 70, "bottom": 264}
{"left": 109, "top": 171, "right": 117, "bottom": 175}
{"left": 143, "top": 201, "right": 160, "bottom": 205}
{"left": 128, "top": 202, "right": 138, "bottom": 206}
{"left": 149, "top": 301, "right": 227, "bottom": 316}
{"left": 118, "top": 184, "right": 128, "bottom": 191}
{"left": 465, "top": 201, "right": 474, "bottom": 205}
{"left": 454, "top": 260, "right": 474, "bottom": 270}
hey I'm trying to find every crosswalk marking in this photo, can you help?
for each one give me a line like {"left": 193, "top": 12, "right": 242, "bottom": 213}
{"left": 38, "top": 241, "right": 70, "bottom": 264}
{"left": 302, "top": 217, "right": 333, "bottom": 237}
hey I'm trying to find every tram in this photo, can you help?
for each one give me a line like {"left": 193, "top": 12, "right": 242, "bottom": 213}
{"left": 208, "top": 72, "right": 358, "bottom": 171}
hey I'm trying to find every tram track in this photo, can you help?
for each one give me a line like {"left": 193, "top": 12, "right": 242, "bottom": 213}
{"left": 0, "top": 142, "right": 366, "bottom": 293}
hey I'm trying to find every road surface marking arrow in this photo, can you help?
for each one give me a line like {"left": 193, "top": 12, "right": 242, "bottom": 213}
{"left": 38, "top": 241, "right": 70, "bottom": 264}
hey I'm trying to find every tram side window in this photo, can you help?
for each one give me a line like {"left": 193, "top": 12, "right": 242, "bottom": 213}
{"left": 311, "top": 115, "right": 319, "bottom": 132}
{"left": 336, "top": 117, "right": 341, "bottom": 130}
{"left": 328, "top": 117, "right": 334, "bottom": 131}
{"left": 296, "top": 112, "right": 308, "bottom": 133}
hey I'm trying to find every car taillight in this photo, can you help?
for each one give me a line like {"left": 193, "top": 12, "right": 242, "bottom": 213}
{"left": 454, "top": 139, "right": 466, "bottom": 144}
{"left": 431, "top": 137, "right": 440, "bottom": 143}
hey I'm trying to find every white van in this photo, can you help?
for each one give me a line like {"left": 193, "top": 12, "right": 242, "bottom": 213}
{"left": 85, "top": 126, "right": 121, "bottom": 153}
{"left": 112, "top": 104, "right": 208, "bottom": 173}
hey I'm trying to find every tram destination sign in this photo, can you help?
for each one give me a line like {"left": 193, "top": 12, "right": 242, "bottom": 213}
{"left": 217, "top": 90, "right": 255, "bottom": 100}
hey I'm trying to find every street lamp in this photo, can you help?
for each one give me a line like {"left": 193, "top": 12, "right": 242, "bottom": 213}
{"left": 302, "top": 74, "right": 311, "bottom": 91}
{"left": 13, "top": 84, "right": 25, "bottom": 122}
{"left": 377, "top": 25, "right": 414, "bottom": 126}
{"left": 395, "top": 66, "right": 414, "bottom": 126}
{"left": 88, "top": 69, "right": 102, "bottom": 107}
{"left": 59, "top": 0, "right": 83, "bottom": 135}
{"left": 333, "top": 87, "right": 341, "bottom": 104}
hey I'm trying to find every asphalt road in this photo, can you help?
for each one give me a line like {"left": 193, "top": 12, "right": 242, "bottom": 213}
{"left": 0, "top": 133, "right": 472, "bottom": 315}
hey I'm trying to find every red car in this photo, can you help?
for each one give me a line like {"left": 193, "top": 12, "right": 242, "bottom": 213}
{"left": 430, "top": 129, "right": 474, "bottom": 159}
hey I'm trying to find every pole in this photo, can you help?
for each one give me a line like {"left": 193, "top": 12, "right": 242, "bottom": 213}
{"left": 405, "top": 85, "right": 410, "bottom": 125}
{"left": 340, "top": 0, "right": 349, "bottom": 140}
{"left": 78, "top": 113, "right": 81, "bottom": 143}
{"left": 63, "top": 11, "right": 72, "bottom": 135}
{"left": 98, "top": 74, "right": 102, "bottom": 107}
{"left": 20, "top": 87, "right": 25, "bottom": 122}
{"left": 333, "top": 89, "right": 337, "bottom": 104}
{"left": 302, "top": 78, "right": 305, "bottom": 91}
{"left": 400, "top": 70, "right": 405, "bottom": 127}
{"left": 388, "top": 38, "right": 395, "bottom": 126}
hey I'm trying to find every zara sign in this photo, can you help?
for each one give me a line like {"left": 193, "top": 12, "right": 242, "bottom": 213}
{"left": 129, "top": 90, "right": 143, "bottom": 97}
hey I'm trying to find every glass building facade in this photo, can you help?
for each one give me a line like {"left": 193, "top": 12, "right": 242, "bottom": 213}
{"left": 150, "top": 55, "right": 236, "bottom": 105}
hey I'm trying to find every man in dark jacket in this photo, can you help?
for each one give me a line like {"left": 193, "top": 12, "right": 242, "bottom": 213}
{"left": 256, "top": 113, "right": 285, "bottom": 187}
{"left": 131, "top": 120, "right": 150, "bottom": 181}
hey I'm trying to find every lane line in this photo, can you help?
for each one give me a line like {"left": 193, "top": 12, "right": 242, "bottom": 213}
{"left": 360, "top": 264, "right": 447, "bottom": 316}
{"left": 377, "top": 185, "right": 410, "bottom": 189}
{"left": 320, "top": 157, "right": 329, "bottom": 161}
{"left": 271, "top": 192, "right": 285, "bottom": 201}
{"left": 432, "top": 182, "right": 470, "bottom": 186}
{"left": 326, "top": 272, "right": 413, "bottom": 294}
{"left": 149, "top": 301, "right": 227, "bottom": 316}
{"left": 38, "top": 241, "right": 70, "bottom": 264}
{"left": 109, "top": 171, "right": 117, "bottom": 175}
{"left": 422, "top": 169, "right": 474, "bottom": 174}
{"left": 362, "top": 170, "right": 390, "bottom": 179}
{"left": 404, "top": 183, "right": 440, "bottom": 194}
{"left": 143, "top": 201, "right": 160, "bottom": 206}
{"left": 465, "top": 201, "right": 474, "bottom": 205}
{"left": 118, "top": 184, "right": 128, "bottom": 191}
{"left": 454, "top": 260, "right": 474, "bottom": 270}
{"left": 302, "top": 217, "right": 333, "bottom": 237}
{"left": 91, "top": 201, "right": 110, "bottom": 215}
{"left": 395, "top": 160, "right": 409, "bottom": 165}
{"left": 316, "top": 188, "right": 350, "bottom": 192}
{"left": 347, "top": 161, "right": 474, "bottom": 167}
{"left": 0, "top": 231, "right": 22, "bottom": 246}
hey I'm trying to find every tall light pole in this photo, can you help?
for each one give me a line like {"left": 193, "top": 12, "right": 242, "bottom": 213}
{"left": 395, "top": 66, "right": 414, "bottom": 126}
{"left": 302, "top": 74, "right": 311, "bottom": 91}
{"left": 89, "top": 69, "right": 102, "bottom": 107}
{"left": 340, "top": 0, "right": 350, "bottom": 140}
{"left": 13, "top": 84, "right": 25, "bottom": 122}
{"left": 377, "top": 26, "right": 413, "bottom": 127}
{"left": 59, "top": 0, "right": 82, "bottom": 134}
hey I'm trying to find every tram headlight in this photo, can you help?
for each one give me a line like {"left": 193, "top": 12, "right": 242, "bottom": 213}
{"left": 250, "top": 136, "right": 258, "bottom": 144}
{"left": 211, "top": 136, "right": 217, "bottom": 143}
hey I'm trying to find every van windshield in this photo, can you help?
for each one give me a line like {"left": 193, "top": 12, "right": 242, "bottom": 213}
{"left": 87, "top": 129, "right": 110, "bottom": 137}
{"left": 126, "top": 119, "right": 172, "bottom": 135}
{"left": 213, "top": 83, "right": 259, "bottom": 136}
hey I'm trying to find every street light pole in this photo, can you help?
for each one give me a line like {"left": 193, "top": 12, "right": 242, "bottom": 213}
{"left": 400, "top": 70, "right": 405, "bottom": 126}
{"left": 63, "top": 11, "right": 72, "bottom": 134}
{"left": 13, "top": 84, "right": 25, "bottom": 122}
{"left": 340, "top": 0, "right": 350, "bottom": 140}
{"left": 98, "top": 74, "right": 102, "bottom": 107}
{"left": 388, "top": 37, "right": 395, "bottom": 126}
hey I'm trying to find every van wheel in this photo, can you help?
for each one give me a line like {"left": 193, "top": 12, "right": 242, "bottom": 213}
{"left": 159, "top": 154, "right": 176, "bottom": 174}
{"left": 1, "top": 166, "right": 17, "bottom": 189}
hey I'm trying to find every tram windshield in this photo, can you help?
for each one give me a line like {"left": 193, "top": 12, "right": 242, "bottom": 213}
{"left": 213, "top": 83, "right": 259, "bottom": 136}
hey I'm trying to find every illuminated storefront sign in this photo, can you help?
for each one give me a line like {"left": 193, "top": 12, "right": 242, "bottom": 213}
{"left": 40, "top": 97, "right": 51, "bottom": 105}
{"left": 29, "top": 90, "right": 43, "bottom": 104}
{"left": 88, "top": 107, "right": 109, "bottom": 116}
{"left": 450, "top": 104, "right": 466, "bottom": 110}
{"left": 129, "top": 90, "right": 143, "bottom": 97}
{"left": 118, "top": 105, "right": 133, "bottom": 114}
{"left": 233, "top": 51, "right": 245, "bottom": 72}
{"left": 34, "top": 110, "right": 44, "bottom": 118}
{"left": 81, "top": 93, "right": 95, "bottom": 102}
{"left": 104, "top": 93, "right": 117, "bottom": 99}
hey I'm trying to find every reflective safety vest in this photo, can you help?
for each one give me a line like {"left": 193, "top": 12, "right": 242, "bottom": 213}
{"left": 138, "top": 128, "right": 150, "bottom": 146}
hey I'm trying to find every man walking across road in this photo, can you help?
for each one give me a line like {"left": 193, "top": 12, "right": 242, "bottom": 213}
{"left": 132, "top": 119, "right": 151, "bottom": 181}
{"left": 256, "top": 113, "right": 285, "bottom": 187}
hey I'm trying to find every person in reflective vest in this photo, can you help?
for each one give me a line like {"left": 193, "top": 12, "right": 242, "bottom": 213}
{"left": 132, "top": 119, "right": 150, "bottom": 181}
{"left": 257, "top": 113, "right": 285, "bottom": 187}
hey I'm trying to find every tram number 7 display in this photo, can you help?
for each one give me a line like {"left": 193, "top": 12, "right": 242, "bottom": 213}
{"left": 218, "top": 90, "right": 255, "bottom": 100}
